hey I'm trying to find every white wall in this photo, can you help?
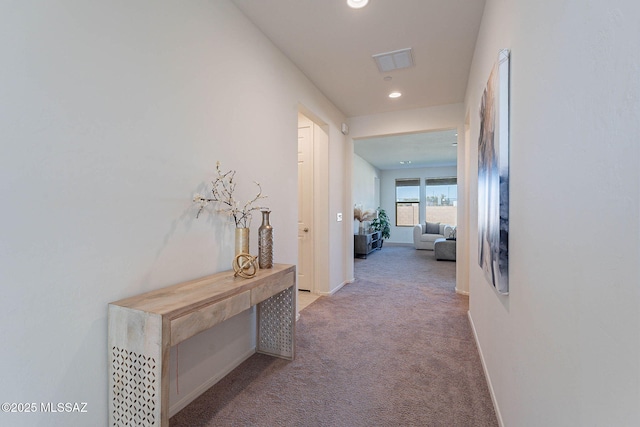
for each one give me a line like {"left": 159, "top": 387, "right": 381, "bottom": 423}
{"left": 0, "top": 1, "right": 348, "bottom": 425}
{"left": 352, "top": 154, "right": 381, "bottom": 234}
{"left": 380, "top": 166, "right": 457, "bottom": 244}
{"left": 465, "top": 0, "right": 640, "bottom": 425}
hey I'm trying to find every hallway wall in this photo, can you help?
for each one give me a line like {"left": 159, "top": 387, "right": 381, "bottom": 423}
{"left": 465, "top": 0, "right": 640, "bottom": 425}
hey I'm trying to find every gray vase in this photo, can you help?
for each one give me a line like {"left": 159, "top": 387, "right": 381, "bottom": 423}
{"left": 258, "top": 210, "right": 273, "bottom": 269}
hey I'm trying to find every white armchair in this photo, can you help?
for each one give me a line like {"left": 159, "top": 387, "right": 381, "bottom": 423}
{"left": 413, "top": 222, "right": 455, "bottom": 250}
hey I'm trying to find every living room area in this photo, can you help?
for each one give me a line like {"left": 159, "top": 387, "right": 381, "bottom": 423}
{"left": 352, "top": 128, "right": 461, "bottom": 273}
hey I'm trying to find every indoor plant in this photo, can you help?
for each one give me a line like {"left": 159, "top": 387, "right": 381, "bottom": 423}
{"left": 371, "top": 207, "right": 391, "bottom": 246}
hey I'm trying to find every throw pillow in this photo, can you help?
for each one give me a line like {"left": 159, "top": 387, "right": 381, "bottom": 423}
{"left": 446, "top": 226, "right": 457, "bottom": 240}
{"left": 425, "top": 221, "right": 440, "bottom": 234}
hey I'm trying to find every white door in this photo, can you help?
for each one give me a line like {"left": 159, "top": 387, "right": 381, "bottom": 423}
{"left": 298, "top": 121, "right": 314, "bottom": 292}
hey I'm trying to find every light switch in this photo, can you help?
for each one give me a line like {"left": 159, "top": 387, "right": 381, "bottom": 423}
{"left": 336, "top": 213, "right": 343, "bottom": 222}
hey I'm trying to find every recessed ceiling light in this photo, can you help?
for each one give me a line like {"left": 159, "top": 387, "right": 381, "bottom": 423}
{"left": 389, "top": 91, "right": 402, "bottom": 98}
{"left": 399, "top": 160, "right": 412, "bottom": 165}
{"left": 347, "top": 0, "right": 369, "bottom": 9}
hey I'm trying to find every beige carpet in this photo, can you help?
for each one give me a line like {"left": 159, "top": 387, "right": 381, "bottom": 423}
{"left": 170, "top": 243, "right": 498, "bottom": 426}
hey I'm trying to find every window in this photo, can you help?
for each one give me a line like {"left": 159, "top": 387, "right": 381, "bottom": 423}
{"left": 425, "top": 177, "right": 457, "bottom": 226}
{"left": 396, "top": 178, "right": 420, "bottom": 226}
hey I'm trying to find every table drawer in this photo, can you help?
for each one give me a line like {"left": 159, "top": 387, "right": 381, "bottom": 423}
{"left": 251, "top": 271, "right": 295, "bottom": 306}
{"left": 170, "top": 291, "right": 251, "bottom": 345}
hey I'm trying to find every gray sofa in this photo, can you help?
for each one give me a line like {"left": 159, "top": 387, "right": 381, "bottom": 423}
{"left": 413, "top": 222, "right": 455, "bottom": 250}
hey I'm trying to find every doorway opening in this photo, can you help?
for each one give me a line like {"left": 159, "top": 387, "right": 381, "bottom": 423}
{"left": 352, "top": 128, "right": 459, "bottom": 246}
{"left": 297, "top": 108, "right": 329, "bottom": 300}
{"left": 297, "top": 112, "right": 315, "bottom": 293}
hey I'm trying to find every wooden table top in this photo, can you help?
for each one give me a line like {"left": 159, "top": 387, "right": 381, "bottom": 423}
{"left": 109, "top": 263, "right": 295, "bottom": 319}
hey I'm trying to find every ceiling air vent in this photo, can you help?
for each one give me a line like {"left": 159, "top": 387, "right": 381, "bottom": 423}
{"left": 372, "top": 48, "right": 414, "bottom": 72}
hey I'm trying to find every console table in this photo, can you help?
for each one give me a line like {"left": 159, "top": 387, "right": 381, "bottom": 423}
{"left": 354, "top": 231, "right": 382, "bottom": 258}
{"left": 108, "top": 263, "right": 296, "bottom": 427}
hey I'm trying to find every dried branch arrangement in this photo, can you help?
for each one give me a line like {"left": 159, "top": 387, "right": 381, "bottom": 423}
{"left": 193, "top": 162, "right": 267, "bottom": 228}
{"left": 354, "top": 206, "right": 375, "bottom": 223}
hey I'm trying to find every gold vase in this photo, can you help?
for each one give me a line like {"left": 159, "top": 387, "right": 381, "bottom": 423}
{"left": 235, "top": 227, "right": 249, "bottom": 256}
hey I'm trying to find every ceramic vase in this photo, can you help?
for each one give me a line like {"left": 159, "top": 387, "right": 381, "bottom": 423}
{"left": 258, "top": 210, "right": 273, "bottom": 268}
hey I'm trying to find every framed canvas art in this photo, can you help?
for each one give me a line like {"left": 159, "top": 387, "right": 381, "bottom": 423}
{"left": 478, "top": 49, "right": 510, "bottom": 295}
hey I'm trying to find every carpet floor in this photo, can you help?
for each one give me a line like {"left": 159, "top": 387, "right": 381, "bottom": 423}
{"left": 170, "top": 244, "right": 498, "bottom": 426}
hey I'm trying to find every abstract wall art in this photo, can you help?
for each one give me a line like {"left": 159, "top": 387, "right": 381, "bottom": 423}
{"left": 478, "top": 49, "right": 510, "bottom": 295}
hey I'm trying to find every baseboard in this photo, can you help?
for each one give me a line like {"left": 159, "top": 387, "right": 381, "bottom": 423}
{"left": 318, "top": 279, "right": 350, "bottom": 296}
{"left": 169, "top": 347, "right": 256, "bottom": 417}
{"left": 455, "top": 288, "right": 469, "bottom": 296}
{"left": 467, "top": 311, "right": 504, "bottom": 427}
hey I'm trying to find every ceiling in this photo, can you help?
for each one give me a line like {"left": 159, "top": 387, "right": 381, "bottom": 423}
{"left": 354, "top": 128, "right": 458, "bottom": 170}
{"left": 230, "top": 0, "right": 485, "bottom": 169}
